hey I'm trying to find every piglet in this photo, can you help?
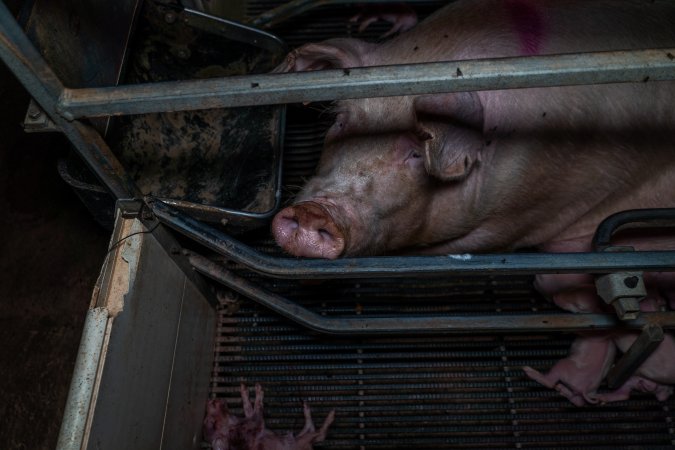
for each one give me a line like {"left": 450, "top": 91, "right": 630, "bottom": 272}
{"left": 204, "top": 384, "right": 335, "bottom": 450}
{"left": 595, "top": 297, "right": 675, "bottom": 403}
{"left": 523, "top": 334, "right": 617, "bottom": 406}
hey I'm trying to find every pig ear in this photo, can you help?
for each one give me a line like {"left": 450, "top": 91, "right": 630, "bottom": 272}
{"left": 414, "top": 92, "right": 485, "bottom": 181}
{"left": 273, "top": 38, "right": 373, "bottom": 72}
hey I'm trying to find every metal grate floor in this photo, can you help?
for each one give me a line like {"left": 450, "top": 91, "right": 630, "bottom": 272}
{"left": 210, "top": 276, "right": 675, "bottom": 448}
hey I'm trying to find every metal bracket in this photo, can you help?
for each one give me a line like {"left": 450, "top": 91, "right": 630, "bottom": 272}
{"left": 595, "top": 246, "right": 646, "bottom": 320}
{"left": 23, "top": 99, "right": 58, "bottom": 133}
{"left": 595, "top": 271, "right": 646, "bottom": 320}
{"left": 606, "top": 323, "right": 664, "bottom": 389}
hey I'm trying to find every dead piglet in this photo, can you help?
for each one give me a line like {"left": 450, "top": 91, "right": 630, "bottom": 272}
{"left": 523, "top": 334, "right": 617, "bottom": 406}
{"left": 203, "top": 384, "right": 335, "bottom": 450}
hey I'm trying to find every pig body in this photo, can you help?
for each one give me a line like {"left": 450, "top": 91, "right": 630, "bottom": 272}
{"left": 272, "top": 0, "right": 675, "bottom": 259}
{"left": 271, "top": 0, "right": 675, "bottom": 406}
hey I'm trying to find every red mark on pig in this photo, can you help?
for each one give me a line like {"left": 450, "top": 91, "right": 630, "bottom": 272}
{"left": 505, "top": 0, "right": 544, "bottom": 55}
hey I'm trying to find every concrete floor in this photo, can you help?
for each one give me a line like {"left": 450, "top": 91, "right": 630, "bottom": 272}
{"left": 0, "top": 66, "right": 109, "bottom": 449}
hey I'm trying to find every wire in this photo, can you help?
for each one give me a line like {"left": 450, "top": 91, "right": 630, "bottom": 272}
{"left": 105, "top": 201, "right": 161, "bottom": 255}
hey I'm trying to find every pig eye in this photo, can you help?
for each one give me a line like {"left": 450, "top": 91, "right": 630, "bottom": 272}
{"left": 405, "top": 149, "right": 424, "bottom": 168}
{"left": 326, "top": 113, "right": 348, "bottom": 142}
{"left": 407, "top": 149, "right": 421, "bottom": 160}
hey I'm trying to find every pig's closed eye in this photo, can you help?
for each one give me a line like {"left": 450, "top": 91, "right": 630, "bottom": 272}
{"left": 405, "top": 149, "right": 424, "bottom": 168}
{"left": 326, "top": 115, "right": 347, "bottom": 141}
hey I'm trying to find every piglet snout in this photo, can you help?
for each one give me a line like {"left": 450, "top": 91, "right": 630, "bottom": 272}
{"left": 272, "top": 202, "right": 345, "bottom": 259}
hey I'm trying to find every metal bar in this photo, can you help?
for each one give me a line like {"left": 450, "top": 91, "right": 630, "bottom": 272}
{"left": 593, "top": 208, "right": 675, "bottom": 250}
{"left": 248, "top": 0, "right": 431, "bottom": 29}
{"left": 187, "top": 252, "right": 675, "bottom": 335}
{"left": 182, "top": 8, "right": 287, "bottom": 56}
{"left": 152, "top": 201, "right": 675, "bottom": 279}
{"left": 58, "top": 48, "right": 675, "bottom": 119}
{"left": 56, "top": 307, "right": 109, "bottom": 450}
{"left": 606, "top": 324, "right": 665, "bottom": 389}
{"left": 0, "top": 2, "right": 139, "bottom": 199}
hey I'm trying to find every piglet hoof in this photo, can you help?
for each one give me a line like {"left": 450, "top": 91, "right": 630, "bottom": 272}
{"left": 297, "top": 402, "right": 336, "bottom": 446}
{"left": 523, "top": 366, "right": 555, "bottom": 389}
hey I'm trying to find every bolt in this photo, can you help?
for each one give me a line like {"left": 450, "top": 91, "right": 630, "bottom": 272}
{"left": 28, "top": 107, "right": 41, "bottom": 119}
{"left": 164, "top": 12, "right": 176, "bottom": 24}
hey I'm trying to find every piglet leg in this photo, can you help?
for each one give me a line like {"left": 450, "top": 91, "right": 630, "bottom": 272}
{"left": 595, "top": 376, "right": 674, "bottom": 403}
{"left": 523, "top": 334, "right": 616, "bottom": 406}
{"left": 296, "top": 402, "right": 336, "bottom": 447}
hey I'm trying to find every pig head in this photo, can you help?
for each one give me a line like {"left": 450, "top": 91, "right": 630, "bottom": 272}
{"left": 271, "top": 0, "right": 675, "bottom": 259}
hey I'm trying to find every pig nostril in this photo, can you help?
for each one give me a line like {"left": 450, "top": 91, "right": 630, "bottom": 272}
{"left": 318, "top": 228, "right": 333, "bottom": 240}
{"left": 282, "top": 215, "right": 299, "bottom": 230}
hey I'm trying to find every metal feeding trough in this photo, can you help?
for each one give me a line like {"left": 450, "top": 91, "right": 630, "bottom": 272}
{"left": 24, "top": 0, "right": 285, "bottom": 230}
{"left": 2, "top": 0, "right": 675, "bottom": 449}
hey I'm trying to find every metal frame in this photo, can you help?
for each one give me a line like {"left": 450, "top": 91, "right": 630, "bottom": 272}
{"left": 2, "top": 1, "right": 674, "bottom": 202}
{"left": 56, "top": 48, "right": 675, "bottom": 119}
{"left": 3, "top": 2, "right": 675, "bottom": 321}
{"left": 0, "top": 1, "right": 288, "bottom": 223}
{"left": 187, "top": 251, "right": 675, "bottom": 335}
{"left": 152, "top": 200, "right": 675, "bottom": 279}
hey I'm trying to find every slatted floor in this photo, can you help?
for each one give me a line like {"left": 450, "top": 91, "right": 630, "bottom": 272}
{"left": 210, "top": 274, "right": 675, "bottom": 448}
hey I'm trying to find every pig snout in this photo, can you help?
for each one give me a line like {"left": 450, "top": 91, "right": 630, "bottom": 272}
{"left": 272, "top": 202, "right": 346, "bottom": 259}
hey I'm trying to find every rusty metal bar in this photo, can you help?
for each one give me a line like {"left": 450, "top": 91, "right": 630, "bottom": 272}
{"left": 0, "top": 2, "right": 139, "bottom": 199}
{"left": 606, "top": 324, "right": 665, "bottom": 389}
{"left": 151, "top": 201, "right": 675, "bottom": 279}
{"left": 57, "top": 48, "right": 675, "bottom": 119}
{"left": 187, "top": 252, "right": 675, "bottom": 335}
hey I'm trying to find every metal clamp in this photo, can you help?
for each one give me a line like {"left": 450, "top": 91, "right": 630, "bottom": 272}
{"left": 595, "top": 267, "right": 647, "bottom": 320}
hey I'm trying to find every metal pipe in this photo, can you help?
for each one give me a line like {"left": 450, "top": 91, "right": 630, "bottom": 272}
{"left": 56, "top": 307, "right": 109, "bottom": 450}
{"left": 182, "top": 8, "right": 287, "bottom": 56}
{"left": 593, "top": 208, "right": 675, "bottom": 250}
{"left": 58, "top": 48, "right": 675, "bottom": 119}
{"left": 187, "top": 252, "right": 675, "bottom": 335}
{"left": 605, "top": 324, "right": 664, "bottom": 389}
{"left": 0, "top": 2, "right": 139, "bottom": 199}
{"left": 151, "top": 201, "right": 675, "bottom": 279}
{"left": 248, "top": 0, "right": 431, "bottom": 29}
